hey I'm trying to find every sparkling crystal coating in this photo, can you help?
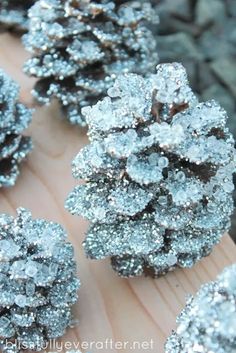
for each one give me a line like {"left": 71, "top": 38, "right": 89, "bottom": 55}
{"left": 0, "top": 208, "right": 80, "bottom": 351}
{"left": 0, "top": 69, "right": 32, "bottom": 188}
{"left": 23, "top": 0, "right": 158, "bottom": 125}
{"left": 165, "top": 264, "right": 236, "bottom": 353}
{"left": 66, "top": 63, "right": 236, "bottom": 277}
{"left": 0, "top": 0, "right": 35, "bottom": 32}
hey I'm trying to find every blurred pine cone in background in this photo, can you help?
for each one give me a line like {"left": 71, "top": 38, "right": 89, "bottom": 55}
{"left": 23, "top": 0, "right": 159, "bottom": 125}
{"left": 0, "top": 0, "right": 35, "bottom": 32}
{"left": 0, "top": 69, "right": 32, "bottom": 188}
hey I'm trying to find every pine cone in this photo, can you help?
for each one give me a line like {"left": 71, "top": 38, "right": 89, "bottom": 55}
{"left": 0, "top": 69, "right": 32, "bottom": 188}
{"left": 23, "top": 0, "right": 158, "bottom": 125}
{"left": 165, "top": 264, "right": 236, "bottom": 353}
{"left": 66, "top": 63, "right": 236, "bottom": 278}
{"left": 0, "top": 1, "right": 35, "bottom": 32}
{"left": 0, "top": 208, "right": 79, "bottom": 352}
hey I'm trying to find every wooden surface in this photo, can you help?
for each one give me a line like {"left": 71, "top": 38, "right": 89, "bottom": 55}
{"left": 0, "top": 33, "right": 235, "bottom": 353}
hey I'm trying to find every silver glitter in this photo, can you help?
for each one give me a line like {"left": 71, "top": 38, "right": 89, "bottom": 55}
{"left": 0, "top": 1, "right": 35, "bottom": 32}
{"left": 0, "top": 69, "right": 32, "bottom": 188}
{"left": 0, "top": 208, "right": 80, "bottom": 352}
{"left": 66, "top": 63, "right": 236, "bottom": 277}
{"left": 165, "top": 264, "right": 236, "bottom": 353}
{"left": 23, "top": 0, "right": 159, "bottom": 125}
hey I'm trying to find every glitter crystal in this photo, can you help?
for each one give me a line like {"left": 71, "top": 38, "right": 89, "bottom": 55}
{"left": 0, "top": 208, "right": 80, "bottom": 351}
{"left": 23, "top": 0, "right": 158, "bottom": 125}
{"left": 25, "top": 261, "right": 38, "bottom": 277}
{"left": 66, "top": 63, "right": 235, "bottom": 277}
{"left": 0, "top": 69, "right": 32, "bottom": 188}
{"left": 126, "top": 154, "right": 164, "bottom": 185}
{"left": 165, "top": 265, "right": 236, "bottom": 353}
{"left": 15, "top": 294, "right": 27, "bottom": 308}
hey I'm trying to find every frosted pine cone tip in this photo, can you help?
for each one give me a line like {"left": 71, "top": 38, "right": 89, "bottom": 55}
{"left": 66, "top": 62, "right": 235, "bottom": 278}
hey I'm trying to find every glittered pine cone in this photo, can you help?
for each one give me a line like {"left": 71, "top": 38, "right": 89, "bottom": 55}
{"left": 165, "top": 264, "right": 236, "bottom": 353}
{"left": 0, "top": 208, "right": 80, "bottom": 352}
{"left": 66, "top": 62, "right": 236, "bottom": 278}
{"left": 0, "top": 69, "right": 32, "bottom": 188}
{"left": 0, "top": 0, "right": 35, "bottom": 32}
{"left": 23, "top": 0, "right": 158, "bottom": 125}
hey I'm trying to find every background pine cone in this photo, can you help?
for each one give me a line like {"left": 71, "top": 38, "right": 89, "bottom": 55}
{"left": 0, "top": 69, "right": 32, "bottom": 188}
{"left": 165, "top": 264, "right": 236, "bottom": 353}
{"left": 0, "top": 208, "right": 79, "bottom": 352}
{"left": 23, "top": 0, "right": 158, "bottom": 125}
{"left": 66, "top": 62, "right": 235, "bottom": 277}
{"left": 0, "top": 0, "right": 35, "bottom": 32}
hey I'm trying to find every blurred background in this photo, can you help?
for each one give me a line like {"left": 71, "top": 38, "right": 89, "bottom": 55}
{"left": 152, "top": 0, "right": 236, "bottom": 240}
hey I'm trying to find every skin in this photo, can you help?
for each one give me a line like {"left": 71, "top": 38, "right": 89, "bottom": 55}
{"left": 0, "top": 33, "right": 235, "bottom": 353}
